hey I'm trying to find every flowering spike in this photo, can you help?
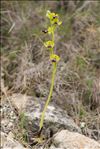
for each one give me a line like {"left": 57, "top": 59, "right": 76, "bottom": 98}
{"left": 40, "top": 10, "right": 62, "bottom": 131}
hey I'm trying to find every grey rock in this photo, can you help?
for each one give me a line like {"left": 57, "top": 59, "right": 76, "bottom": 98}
{"left": 25, "top": 100, "right": 81, "bottom": 133}
{"left": 10, "top": 94, "right": 81, "bottom": 135}
{"left": 2, "top": 94, "right": 81, "bottom": 146}
{"left": 50, "top": 130, "right": 100, "bottom": 149}
{"left": 1, "top": 132, "right": 27, "bottom": 149}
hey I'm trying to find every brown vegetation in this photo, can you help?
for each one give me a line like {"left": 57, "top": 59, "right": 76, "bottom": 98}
{"left": 1, "top": 0, "right": 100, "bottom": 146}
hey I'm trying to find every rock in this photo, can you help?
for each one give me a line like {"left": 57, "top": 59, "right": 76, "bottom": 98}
{"left": 11, "top": 94, "right": 81, "bottom": 132}
{"left": 25, "top": 102, "right": 81, "bottom": 134}
{"left": 10, "top": 94, "right": 81, "bottom": 134}
{"left": 1, "top": 131, "right": 27, "bottom": 149}
{"left": 50, "top": 130, "right": 100, "bottom": 149}
{"left": 1, "top": 101, "right": 18, "bottom": 134}
{"left": 10, "top": 94, "right": 29, "bottom": 113}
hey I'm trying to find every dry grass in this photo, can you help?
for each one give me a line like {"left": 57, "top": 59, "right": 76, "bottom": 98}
{"left": 1, "top": 0, "right": 100, "bottom": 144}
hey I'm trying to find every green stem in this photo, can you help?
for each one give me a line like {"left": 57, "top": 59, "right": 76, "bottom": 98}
{"left": 39, "top": 62, "right": 57, "bottom": 130}
{"left": 52, "top": 31, "right": 54, "bottom": 43}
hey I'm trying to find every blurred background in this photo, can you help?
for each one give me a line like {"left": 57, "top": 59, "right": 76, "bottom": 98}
{"left": 1, "top": 0, "right": 100, "bottom": 141}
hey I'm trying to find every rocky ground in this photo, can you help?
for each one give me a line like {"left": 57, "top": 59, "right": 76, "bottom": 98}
{"left": 1, "top": 94, "right": 100, "bottom": 149}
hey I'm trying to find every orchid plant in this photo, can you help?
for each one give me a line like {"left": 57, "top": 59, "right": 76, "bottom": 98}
{"left": 39, "top": 10, "right": 62, "bottom": 130}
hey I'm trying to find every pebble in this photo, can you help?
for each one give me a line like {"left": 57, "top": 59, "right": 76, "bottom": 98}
{"left": 1, "top": 101, "right": 18, "bottom": 134}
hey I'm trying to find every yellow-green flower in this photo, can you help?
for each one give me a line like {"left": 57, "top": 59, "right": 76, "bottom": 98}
{"left": 52, "top": 18, "right": 62, "bottom": 25}
{"left": 46, "top": 10, "right": 58, "bottom": 20}
{"left": 44, "top": 41, "right": 54, "bottom": 48}
{"left": 50, "top": 54, "right": 60, "bottom": 62}
{"left": 46, "top": 10, "right": 62, "bottom": 26}
{"left": 48, "top": 26, "right": 54, "bottom": 34}
{"left": 57, "top": 20, "right": 62, "bottom": 25}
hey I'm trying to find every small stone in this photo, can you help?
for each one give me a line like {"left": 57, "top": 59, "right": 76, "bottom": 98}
{"left": 10, "top": 111, "right": 14, "bottom": 116}
{"left": 12, "top": 116, "right": 17, "bottom": 120}
{"left": 1, "top": 119, "right": 9, "bottom": 127}
{"left": 7, "top": 131, "right": 14, "bottom": 139}
{"left": 80, "top": 122, "right": 86, "bottom": 129}
{"left": 8, "top": 122, "right": 13, "bottom": 128}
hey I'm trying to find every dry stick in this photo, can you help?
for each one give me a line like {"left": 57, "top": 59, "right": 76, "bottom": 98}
{"left": 39, "top": 62, "right": 57, "bottom": 130}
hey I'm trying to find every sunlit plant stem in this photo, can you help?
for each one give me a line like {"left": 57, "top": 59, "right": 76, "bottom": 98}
{"left": 39, "top": 62, "right": 57, "bottom": 130}
{"left": 39, "top": 10, "right": 62, "bottom": 130}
